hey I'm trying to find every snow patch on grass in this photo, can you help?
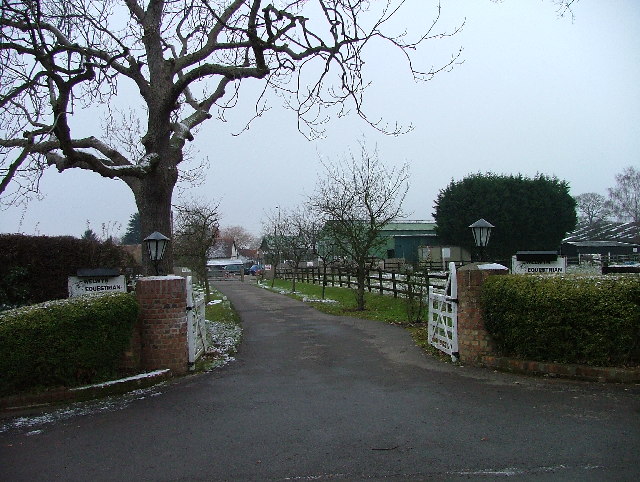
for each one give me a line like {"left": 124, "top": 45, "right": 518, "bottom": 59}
{"left": 302, "top": 296, "right": 338, "bottom": 304}
{"left": 200, "top": 319, "right": 242, "bottom": 370}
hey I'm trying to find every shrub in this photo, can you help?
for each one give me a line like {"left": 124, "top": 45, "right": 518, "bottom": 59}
{"left": 481, "top": 275, "right": 640, "bottom": 367}
{"left": 0, "top": 266, "right": 31, "bottom": 310}
{"left": 0, "top": 234, "right": 141, "bottom": 304}
{"left": 0, "top": 293, "right": 139, "bottom": 395}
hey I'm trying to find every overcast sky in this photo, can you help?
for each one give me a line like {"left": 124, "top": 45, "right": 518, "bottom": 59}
{"left": 1, "top": 0, "right": 639, "bottom": 239}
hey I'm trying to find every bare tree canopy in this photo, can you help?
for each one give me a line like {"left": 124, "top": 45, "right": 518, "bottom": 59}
{"left": 309, "top": 143, "right": 409, "bottom": 310}
{"left": 219, "top": 225, "right": 257, "bottom": 250}
{"left": 173, "top": 198, "right": 219, "bottom": 299}
{"left": 607, "top": 166, "right": 640, "bottom": 223}
{"left": 0, "top": 0, "right": 462, "bottom": 272}
{"left": 574, "top": 192, "right": 610, "bottom": 226}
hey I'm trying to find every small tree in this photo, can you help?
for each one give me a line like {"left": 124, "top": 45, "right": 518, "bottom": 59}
{"left": 262, "top": 208, "right": 289, "bottom": 288}
{"left": 81, "top": 229, "right": 100, "bottom": 243}
{"left": 308, "top": 216, "right": 337, "bottom": 300}
{"left": 575, "top": 193, "right": 610, "bottom": 226}
{"left": 607, "top": 167, "right": 640, "bottom": 223}
{"left": 173, "top": 199, "right": 219, "bottom": 301}
{"left": 122, "top": 213, "right": 142, "bottom": 245}
{"left": 309, "top": 145, "right": 409, "bottom": 311}
{"left": 219, "top": 226, "right": 257, "bottom": 250}
{"left": 281, "top": 207, "right": 319, "bottom": 293}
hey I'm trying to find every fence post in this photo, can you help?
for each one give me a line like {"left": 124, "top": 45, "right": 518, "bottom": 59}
{"left": 392, "top": 271, "right": 397, "bottom": 298}
{"left": 378, "top": 269, "right": 383, "bottom": 295}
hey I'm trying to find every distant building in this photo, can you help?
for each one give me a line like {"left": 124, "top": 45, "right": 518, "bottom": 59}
{"left": 208, "top": 237, "right": 239, "bottom": 260}
{"left": 206, "top": 238, "right": 242, "bottom": 275}
{"left": 561, "top": 221, "right": 640, "bottom": 257}
{"left": 372, "top": 220, "right": 439, "bottom": 264}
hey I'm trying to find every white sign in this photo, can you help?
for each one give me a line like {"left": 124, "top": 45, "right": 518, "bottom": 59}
{"left": 511, "top": 256, "right": 567, "bottom": 274}
{"left": 68, "top": 275, "right": 127, "bottom": 297}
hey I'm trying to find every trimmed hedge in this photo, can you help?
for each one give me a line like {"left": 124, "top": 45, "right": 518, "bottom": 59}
{"left": 481, "top": 275, "right": 640, "bottom": 367}
{"left": 0, "top": 293, "right": 139, "bottom": 395}
{"left": 0, "top": 234, "right": 141, "bottom": 307}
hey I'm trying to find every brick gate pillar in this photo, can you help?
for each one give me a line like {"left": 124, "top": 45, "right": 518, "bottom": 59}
{"left": 135, "top": 276, "right": 189, "bottom": 375}
{"left": 456, "top": 263, "right": 508, "bottom": 365}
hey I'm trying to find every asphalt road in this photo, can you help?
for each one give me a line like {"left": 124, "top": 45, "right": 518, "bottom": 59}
{"left": 1, "top": 279, "right": 639, "bottom": 481}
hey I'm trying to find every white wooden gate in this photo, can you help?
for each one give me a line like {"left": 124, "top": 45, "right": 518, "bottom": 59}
{"left": 186, "top": 276, "right": 209, "bottom": 369}
{"left": 428, "top": 262, "right": 459, "bottom": 361}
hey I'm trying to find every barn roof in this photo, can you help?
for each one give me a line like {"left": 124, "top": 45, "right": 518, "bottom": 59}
{"left": 563, "top": 221, "right": 640, "bottom": 244}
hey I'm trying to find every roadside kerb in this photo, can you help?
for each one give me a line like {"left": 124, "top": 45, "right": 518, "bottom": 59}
{"left": 0, "top": 369, "right": 172, "bottom": 416}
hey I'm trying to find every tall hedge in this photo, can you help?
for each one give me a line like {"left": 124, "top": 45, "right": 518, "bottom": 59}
{"left": 0, "top": 292, "right": 139, "bottom": 395}
{"left": 481, "top": 275, "right": 640, "bottom": 367}
{"left": 433, "top": 173, "right": 577, "bottom": 261}
{"left": 0, "top": 234, "right": 141, "bottom": 306}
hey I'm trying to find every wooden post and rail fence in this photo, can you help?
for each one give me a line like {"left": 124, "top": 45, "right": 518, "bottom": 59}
{"left": 275, "top": 265, "right": 450, "bottom": 298}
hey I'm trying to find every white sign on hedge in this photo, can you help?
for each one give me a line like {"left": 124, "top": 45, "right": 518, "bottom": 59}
{"left": 68, "top": 275, "right": 126, "bottom": 297}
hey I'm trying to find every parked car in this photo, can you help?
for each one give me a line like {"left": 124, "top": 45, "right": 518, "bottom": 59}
{"left": 248, "top": 264, "right": 264, "bottom": 276}
{"left": 223, "top": 264, "right": 244, "bottom": 275}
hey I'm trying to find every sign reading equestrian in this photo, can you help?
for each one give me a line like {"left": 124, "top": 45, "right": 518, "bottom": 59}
{"left": 511, "top": 251, "right": 566, "bottom": 275}
{"left": 68, "top": 268, "right": 126, "bottom": 297}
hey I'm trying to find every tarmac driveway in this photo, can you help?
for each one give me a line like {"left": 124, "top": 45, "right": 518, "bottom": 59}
{"left": 1, "top": 279, "right": 639, "bottom": 481}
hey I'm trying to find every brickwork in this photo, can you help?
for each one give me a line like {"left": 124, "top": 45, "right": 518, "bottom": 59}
{"left": 456, "top": 263, "right": 507, "bottom": 364}
{"left": 135, "top": 276, "right": 189, "bottom": 375}
{"left": 119, "top": 319, "right": 142, "bottom": 374}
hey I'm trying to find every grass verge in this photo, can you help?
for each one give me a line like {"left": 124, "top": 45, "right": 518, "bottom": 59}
{"left": 261, "top": 279, "right": 409, "bottom": 323}
{"left": 193, "top": 287, "right": 243, "bottom": 372}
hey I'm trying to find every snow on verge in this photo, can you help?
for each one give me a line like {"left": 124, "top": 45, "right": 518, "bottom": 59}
{"left": 202, "top": 320, "right": 242, "bottom": 370}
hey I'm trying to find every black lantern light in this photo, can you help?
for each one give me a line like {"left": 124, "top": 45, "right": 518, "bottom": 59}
{"left": 469, "top": 218, "right": 494, "bottom": 261}
{"left": 144, "top": 231, "right": 170, "bottom": 275}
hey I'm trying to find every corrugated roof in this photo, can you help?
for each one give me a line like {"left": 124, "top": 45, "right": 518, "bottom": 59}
{"left": 565, "top": 241, "right": 637, "bottom": 248}
{"left": 563, "top": 221, "right": 640, "bottom": 243}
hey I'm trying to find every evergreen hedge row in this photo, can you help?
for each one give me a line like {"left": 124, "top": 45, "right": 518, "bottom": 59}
{"left": 481, "top": 275, "right": 640, "bottom": 367}
{"left": 0, "top": 234, "right": 140, "bottom": 307}
{"left": 0, "top": 293, "right": 139, "bottom": 395}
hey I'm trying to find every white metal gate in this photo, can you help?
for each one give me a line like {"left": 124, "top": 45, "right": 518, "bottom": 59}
{"left": 428, "top": 262, "right": 459, "bottom": 361}
{"left": 186, "top": 276, "right": 210, "bottom": 369}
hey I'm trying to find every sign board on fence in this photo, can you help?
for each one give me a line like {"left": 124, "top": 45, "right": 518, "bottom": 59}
{"left": 511, "top": 255, "right": 567, "bottom": 274}
{"left": 68, "top": 275, "right": 127, "bottom": 297}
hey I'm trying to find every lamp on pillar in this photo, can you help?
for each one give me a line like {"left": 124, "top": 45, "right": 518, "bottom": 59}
{"left": 144, "top": 231, "right": 170, "bottom": 275}
{"left": 469, "top": 218, "right": 494, "bottom": 261}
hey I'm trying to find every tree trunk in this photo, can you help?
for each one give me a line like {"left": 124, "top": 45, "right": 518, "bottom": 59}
{"left": 321, "top": 263, "right": 327, "bottom": 299}
{"left": 134, "top": 156, "right": 179, "bottom": 276}
{"left": 355, "top": 266, "right": 366, "bottom": 311}
{"left": 203, "top": 271, "right": 211, "bottom": 303}
{"left": 292, "top": 266, "right": 297, "bottom": 292}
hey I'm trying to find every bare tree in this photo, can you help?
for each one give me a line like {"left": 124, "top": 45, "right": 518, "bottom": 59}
{"left": 261, "top": 206, "right": 288, "bottom": 288}
{"left": 219, "top": 225, "right": 257, "bottom": 250}
{"left": 308, "top": 144, "right": 409, "bottom": 311}
{"left": 281, "top": 206, "right": 319, "bottom": 293}
{"left": 0, "top": 0, "right": 463, "bottom": 274}
{"left": 607, "top": 166, "right": 640, "bottom": 223}
{"left": 574, "top": 192, "right": 610, "bottom": 226}
{"left": 173, "top": 199, "right": 219, "bottom": 301}
{"left": 314, "top": 236, "right": 341, "bottom": 301}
